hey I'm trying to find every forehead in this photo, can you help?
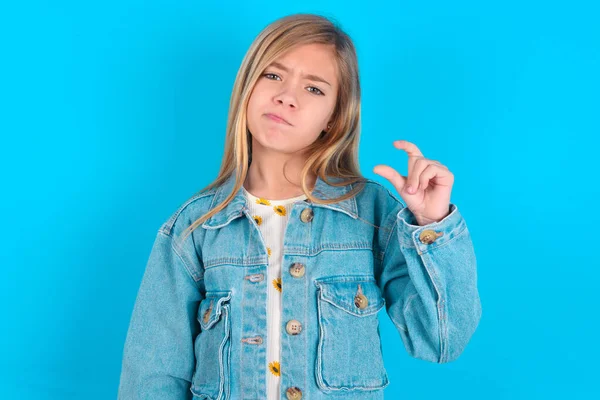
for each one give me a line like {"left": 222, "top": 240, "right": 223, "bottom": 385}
{"left": 272, "top": 43, "right": 338, "bottom": 85}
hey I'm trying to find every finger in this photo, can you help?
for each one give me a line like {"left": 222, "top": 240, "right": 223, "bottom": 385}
{"left": 417, "top": 163, "right": 445, "bottom": 192}
{"left": 394, "top": 140, "right": 424, "bottom": 158}
{"left": 372, "top": 164, "right": 407, "bottom": 193}
{"left": 407, "top": 156, "right": 424, "bottom": 184}
{"left": 394, "top": 140, "right": 424, "bottom": 182}
{"left": 407, "top": 158, "right": 431, "bottom": 193}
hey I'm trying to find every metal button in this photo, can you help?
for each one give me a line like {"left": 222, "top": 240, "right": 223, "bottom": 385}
{"left": 354, "top": 283, "right": 369, "bottom": 309}
{"left": 203, "top": 300, "right": 214, "bottom": 324}
{"left": 289, "top": 263, "right": 305, "bottom": 278}
{"left": 419, "top": 229, "right": 443, "bottom": 244}
{"left": 300, "top": 208, "right": 314, "bottom": 223}
{"left": 286, "top": 319, "right": 303, "bottom": 335}
{"left": 286, "top": 386, "right": 302, "bottom": 400}
{"left": 354, "top": 293, "right": 368, "bottom": 309}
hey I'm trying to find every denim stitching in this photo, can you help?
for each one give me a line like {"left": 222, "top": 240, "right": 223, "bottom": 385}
{"left": 162, "top": 231, "right": 205, "bottom": 287}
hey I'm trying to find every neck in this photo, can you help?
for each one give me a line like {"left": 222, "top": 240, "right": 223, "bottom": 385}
{"left": 244, "top": 142, "right": 316, "bottom": 200}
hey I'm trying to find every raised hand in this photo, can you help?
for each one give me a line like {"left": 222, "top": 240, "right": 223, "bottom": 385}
{"left": 373, "top": 140, "right": 454, "bottom": 226}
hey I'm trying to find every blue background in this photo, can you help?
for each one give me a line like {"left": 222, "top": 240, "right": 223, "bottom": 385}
{"left": 2, "top": 0, "right": 598, "bottom": 398}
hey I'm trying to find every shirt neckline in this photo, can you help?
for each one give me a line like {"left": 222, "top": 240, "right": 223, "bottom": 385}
{"left": 242, "top": 186, "right": 308, "bottom": 204}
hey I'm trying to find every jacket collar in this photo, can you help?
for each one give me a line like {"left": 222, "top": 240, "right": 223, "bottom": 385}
{"left": 202, "top": 172, "right": 359, "bottom": 229}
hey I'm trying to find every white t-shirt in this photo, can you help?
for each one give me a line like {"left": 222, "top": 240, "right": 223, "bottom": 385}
{"left": 242, "top": 186, "right": 308, "bottom": 399}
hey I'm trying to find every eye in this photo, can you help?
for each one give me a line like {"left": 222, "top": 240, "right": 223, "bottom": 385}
{"left": 262, "top": 73, "right": 325, "bottom": 96}
{"left": 307, "top": 86, "right": 324, "bottom": 96}
{"left": 263, "top": 73, "right": 281, "bottom": 81}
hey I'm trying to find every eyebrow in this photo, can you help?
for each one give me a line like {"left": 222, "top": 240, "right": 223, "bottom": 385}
{"left": 268, "top": 61, "right": 332, "bottom": 87}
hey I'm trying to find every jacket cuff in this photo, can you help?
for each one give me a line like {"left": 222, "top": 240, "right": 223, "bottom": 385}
{"left": 396, "top": 203, "right": 467, "bottom": 254}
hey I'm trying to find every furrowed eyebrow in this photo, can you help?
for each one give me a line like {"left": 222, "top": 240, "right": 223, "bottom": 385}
{"left": 268, "top": 61, "right": 332, "bottom": 87}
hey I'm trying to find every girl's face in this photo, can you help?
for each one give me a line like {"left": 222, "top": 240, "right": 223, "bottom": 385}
{"left": 246, "top": 43, "right": 339, "bottom": 155}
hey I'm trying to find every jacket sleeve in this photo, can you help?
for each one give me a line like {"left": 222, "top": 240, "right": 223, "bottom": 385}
{"left": 118, "top": 230, "right": 204, "bottom": 399}
{"left": 376, "top": 202, "right": 482, "bottom": 363}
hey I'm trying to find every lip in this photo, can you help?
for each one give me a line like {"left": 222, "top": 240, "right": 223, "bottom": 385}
{"left": 265, "top": 113, "right": 292, "bottom": 126}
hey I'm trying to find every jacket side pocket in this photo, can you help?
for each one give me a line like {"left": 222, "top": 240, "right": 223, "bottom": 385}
{"left": 191, "top": 290, "right": 232, "bottom": 400}
{"left": 314, "top": 275, "right": 389, "bottom": 392}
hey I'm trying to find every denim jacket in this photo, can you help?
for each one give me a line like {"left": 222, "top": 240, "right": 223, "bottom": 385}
{"left": 117, "top": 173, "right": 482, "bottom": 400}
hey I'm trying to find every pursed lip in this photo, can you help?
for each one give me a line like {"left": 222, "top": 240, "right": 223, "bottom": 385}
{"left": 265, "top": 112, "right": 292, "bottom": 126}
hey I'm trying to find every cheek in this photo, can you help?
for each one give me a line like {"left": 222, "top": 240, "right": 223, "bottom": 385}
{"left": 247, "top": 86, "right": 270, "bottom": 120}
{"left": 306, "top": 101, "right": 334, "bottom": 129}
{"left": 246, "top": 96, "right": 261, "bottom": 130}
{"left": 246, "top": 91, "right": 259, "bottom": 114}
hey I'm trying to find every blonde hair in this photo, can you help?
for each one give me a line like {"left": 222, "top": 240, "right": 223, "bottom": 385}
{"left": 178, "top": 13, "right": 372, "bottom": 244}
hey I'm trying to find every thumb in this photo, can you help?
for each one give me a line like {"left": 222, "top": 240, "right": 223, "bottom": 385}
{"left": 373, "top": 165, "right": 407, "bottom": 193}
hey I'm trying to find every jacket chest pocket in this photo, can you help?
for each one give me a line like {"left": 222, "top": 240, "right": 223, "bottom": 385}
{"left": 314, "top": 276, "right": 389, "bottom": 392}
{"left": 191, "top": 290, "right": 232, "bottom": 400}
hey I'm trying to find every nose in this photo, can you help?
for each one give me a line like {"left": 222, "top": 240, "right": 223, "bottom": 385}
{"left": 273, "top": 84, "right": 297, "bottom": 109}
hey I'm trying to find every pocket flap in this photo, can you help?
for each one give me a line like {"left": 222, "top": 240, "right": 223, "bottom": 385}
{"left": 315, "top": 276, "right": 385, "bottom": 316}
{"left": 198, "top": 290, "right": 232, "bottom": 330}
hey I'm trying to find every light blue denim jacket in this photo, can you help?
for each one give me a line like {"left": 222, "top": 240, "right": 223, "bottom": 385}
{"left": 118, "top": 173, "right": 482, "bottom": 400}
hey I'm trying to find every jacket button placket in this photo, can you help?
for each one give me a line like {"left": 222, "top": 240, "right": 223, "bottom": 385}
{"left": 280, "top": 205, "right": 312, "bottom": 399}
{"left": 238, "top": 207, "right": 271, "bottom": 399}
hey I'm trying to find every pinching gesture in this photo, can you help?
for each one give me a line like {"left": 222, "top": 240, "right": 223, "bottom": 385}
{"left": 373, "top": 140, "right": 454, "bottom": 226}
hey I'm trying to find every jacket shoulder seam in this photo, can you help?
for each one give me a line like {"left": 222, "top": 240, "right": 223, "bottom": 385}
{"left": 160, "top": 189, "right": 216, "bottom": 235}
{"left": 159, "top": 230, "right": 204, "bottom": 286}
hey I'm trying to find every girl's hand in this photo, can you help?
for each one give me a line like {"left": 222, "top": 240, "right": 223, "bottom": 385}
{"left": 373, "top": 140, "right": 454, "bottom": 226}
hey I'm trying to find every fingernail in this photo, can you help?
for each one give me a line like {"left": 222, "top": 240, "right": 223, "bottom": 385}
{"left": 406, "top": 185, "right": 413, "bottom": 193}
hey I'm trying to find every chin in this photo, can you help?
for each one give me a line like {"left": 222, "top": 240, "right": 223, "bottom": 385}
{"left": 257, "top": 121, "right": 289, "bottom": 139}
{"left": 251, "top": 128, "right": 285, "bottom": 149}
{"left": 258, "top": 133, "right": 309, "bottom": 156}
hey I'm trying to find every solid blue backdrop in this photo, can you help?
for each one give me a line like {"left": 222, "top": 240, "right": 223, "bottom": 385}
{"left": 1, "top": 0, "right": 598, "bottom": 398}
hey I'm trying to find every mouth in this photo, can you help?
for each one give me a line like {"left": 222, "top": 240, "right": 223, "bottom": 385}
{"left": 265, "top": 113, "right": 292, "bottom": 126}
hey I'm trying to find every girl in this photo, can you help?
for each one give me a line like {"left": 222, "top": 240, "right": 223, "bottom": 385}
{"left": 118, "top": 13, "right": 481, "bottom": 400}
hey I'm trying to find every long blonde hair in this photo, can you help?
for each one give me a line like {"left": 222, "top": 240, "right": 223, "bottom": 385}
{"left": 179, "top": 13, "right": 370, "bottom": 244}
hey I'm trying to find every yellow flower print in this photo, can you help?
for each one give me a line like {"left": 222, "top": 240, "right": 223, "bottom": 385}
{"left": 253, "top": 215, "right": 262, "bottom": 225}
{"left": 267, "top": 247, "right": 272, "bottom": 257}
{"left": 273, "top": 277, "right": 282, "bottom": 292}
{"left": 269, "top": 361, "right": 281, "bottom": 376}
{"left": 273, "top": 205, "right": 286, "bottom": 216}
{"left": 256, "top": 198, "right": 271, "bottom": 206}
